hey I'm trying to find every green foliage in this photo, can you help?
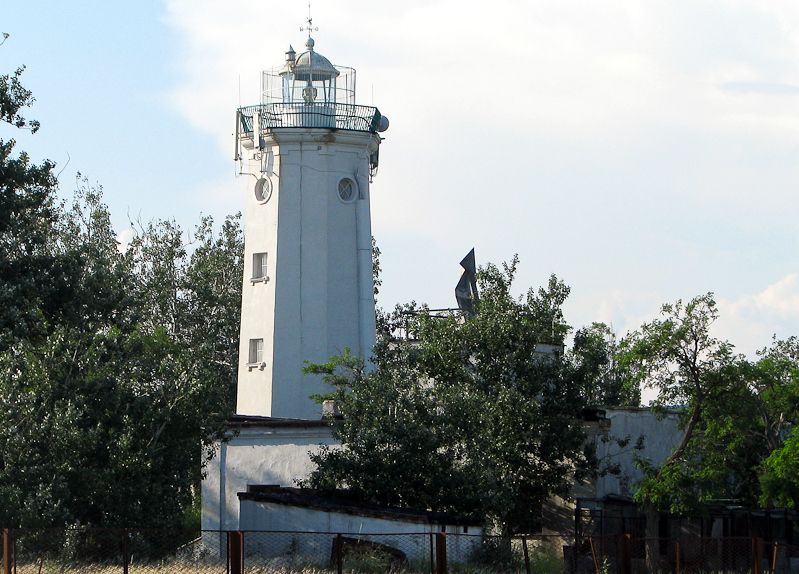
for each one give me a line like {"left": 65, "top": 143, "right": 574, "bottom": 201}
{"left": 0, "top": 66, "right": 244, "bottom": 528}
{"left": 569, "top": 322, "right": 640, "bottom": 407}
{"left": 0, "top": 67, "right": 60, "bottom": 348}
{"left": 760, "top": 427, "right": 799, "bottom": 509}
{"left": 621, "top": 294, "right": 799, "bottom": 514}
{"left": 620, "top": 294, "right": 764, "bottom": 513}
{"left": 1, "top": 66, "right": 40, "bottom": 132}
{"left": 758, "top": 337, "right": 799, "bottom": 508}
{"left": 303, "top": 259, "right": 588, "bottom": 534}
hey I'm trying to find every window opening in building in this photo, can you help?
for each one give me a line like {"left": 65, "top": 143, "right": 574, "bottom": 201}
{"left": 248, "top": 338, "right": 264, "bottom": 364}
{"left": 252, "top": 252, "right": 268, "bottom": 281}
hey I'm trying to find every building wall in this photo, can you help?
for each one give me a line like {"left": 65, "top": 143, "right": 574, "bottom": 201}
{"left": 544, "top": 408, "right": 683, "bottom": 536}
{"left": 239, "top": 500, "right": 482, "bottom": 564}
{"left": 593, "top": 408, "right": 683, "bottom": 499}
{"left": 203, "top": 410, "right": 684, "bottom": 535}
{"left": 201, "top": 424, "right": 338, "bottom": 530}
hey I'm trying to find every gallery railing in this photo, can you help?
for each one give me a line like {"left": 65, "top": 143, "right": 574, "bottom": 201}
{"left": 238, "top": 103, "right": 384, "bottom": 134}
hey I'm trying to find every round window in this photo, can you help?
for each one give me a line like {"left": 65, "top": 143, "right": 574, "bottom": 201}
{"left": 338, "top": 178, "right": 356, "bottom": 202}
{"left": 254, "top": 177, "right": 272, "bottom": 203}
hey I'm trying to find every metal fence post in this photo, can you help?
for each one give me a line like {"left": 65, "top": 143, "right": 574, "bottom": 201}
{"left": 522, "top": 536, "right": 531, "bottom": 574}
{"left": 429, "top": 533, "right": 434, "bottom": 574}
{"left": 2, "top": 529, "right": 10, "bottom": 574}
{"left": 675, "top": 541, "right": 681, "bottom": 574}
{"left": 619, "top": 534, "right": 631, "bottom": 574}
{"left": 121, "top": 529, "right": 129, "bottom": 574}
{"left": 335, "top": 533, "right": 343, "bottom": 574}
{"left": 752, "top": 537, "right": 762, "bottom": 574}
{"left": 228, "top": 531, "right": 243, "bottom": 574}
{"left": 435, "top": 532, "right": 447, "bottom": 574}
{"left": 588, "top": 537, "right": 600, "bottom": 574}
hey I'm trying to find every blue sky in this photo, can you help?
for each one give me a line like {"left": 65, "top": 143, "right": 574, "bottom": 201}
{"left": 5, "top": 1, "right": 799, "bottom": 359}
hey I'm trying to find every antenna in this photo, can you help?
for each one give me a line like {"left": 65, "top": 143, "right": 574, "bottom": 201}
{"left": 299, "top": 1, "right": 319, "bottom": 37}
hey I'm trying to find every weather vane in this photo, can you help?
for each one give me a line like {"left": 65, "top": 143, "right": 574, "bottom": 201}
{"left": 300, "top": 1, "right": 319, "bottom": 38}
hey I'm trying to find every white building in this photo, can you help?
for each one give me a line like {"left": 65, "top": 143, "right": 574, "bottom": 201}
{"left": 203, "top": 30, "right": 401, "bottom": 540}
{"left": 202, "top": 417, "right": 337, "bottom": 531}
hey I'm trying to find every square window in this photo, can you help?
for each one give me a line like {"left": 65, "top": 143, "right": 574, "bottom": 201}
{"left": 252, "top": 252, "right": 268, "bottom": 281}
{"left": 248, "top": 338, "right": 264, "bottom": 364}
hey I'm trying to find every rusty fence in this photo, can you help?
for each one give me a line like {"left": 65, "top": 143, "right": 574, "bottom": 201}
{"left": 574, "top": 534, "right": 799, "bottom": 574}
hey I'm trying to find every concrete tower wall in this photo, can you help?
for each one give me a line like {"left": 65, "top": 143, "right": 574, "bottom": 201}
{"left": 236, "top": 129, "right": 379, "bottom": 419}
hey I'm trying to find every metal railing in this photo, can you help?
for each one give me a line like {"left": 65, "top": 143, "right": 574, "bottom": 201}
{"left": 238, "top": 103, "right": 383, "bottom": 134}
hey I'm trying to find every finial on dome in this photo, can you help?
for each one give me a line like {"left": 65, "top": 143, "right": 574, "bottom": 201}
{"left": 300, "top": 1, "right": 319, "bottom": 40}
{"left": 305, "top": 37, "right": 315, "bottom": 50}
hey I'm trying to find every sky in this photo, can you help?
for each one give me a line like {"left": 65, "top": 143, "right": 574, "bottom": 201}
{"left": 4, "top": 0, "right": 799, "bottom": 359}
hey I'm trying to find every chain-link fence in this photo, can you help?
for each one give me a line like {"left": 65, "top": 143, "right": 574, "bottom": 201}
{"left": 3, "top": 528, "right": 226, "bottom": 574}
{"left": 239, "top": 531, "right": 435, "bottom": 572}
{"left": 6, "top": 528, "right": 799, "bottom": 573}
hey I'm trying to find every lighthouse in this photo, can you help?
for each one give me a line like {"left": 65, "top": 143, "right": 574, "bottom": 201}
{"left": 233, "top": 33, "right": 388, "bottom": 419}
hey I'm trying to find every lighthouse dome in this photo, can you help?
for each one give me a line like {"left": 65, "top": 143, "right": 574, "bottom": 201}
{"left": 281, "top": 37, "right": 339, "bottom": 81}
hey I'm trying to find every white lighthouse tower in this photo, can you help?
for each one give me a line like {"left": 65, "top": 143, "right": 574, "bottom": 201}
{"left": 233, "top": 31, "right": 388, "bottom": 419}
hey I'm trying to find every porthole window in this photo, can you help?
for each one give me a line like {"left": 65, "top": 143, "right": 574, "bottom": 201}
{"left": 254, "top": 177, "right": 272, "bottom": 203}
{"left": 337, "top": 178, "right": 357, "bottom": 203}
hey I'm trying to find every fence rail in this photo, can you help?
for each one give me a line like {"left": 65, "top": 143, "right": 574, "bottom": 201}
{"left": 3, "top": 528, "right": 798, "bottom": 573}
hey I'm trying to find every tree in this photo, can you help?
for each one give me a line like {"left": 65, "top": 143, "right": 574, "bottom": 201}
{"left": 618, "top": 294, "right": 751, "bottom": 512}
{"left": 570, "top": 322, "right": 640, "bottom": 407}
{"left": 304, "top": 259, "right": 589, "bottom": 535}
{"left": 0, "top": 62, "right": 244, "bottom": 527}
{"left": 0, "top": 187, "right": 244, "bottom": 528}
{"left": 757, "top": 337, "right": 799, "bottom": 508}
{"left": 619, "top": 294, "right": 799, "bottom": 514}
{"left": 0, "top": 66, "right": 65, "bottom": 348}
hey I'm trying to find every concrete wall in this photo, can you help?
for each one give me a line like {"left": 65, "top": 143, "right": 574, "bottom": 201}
{"left": 235, "top": 129, "right": 381, "bottom": 419}
{"left": 593, "top": 408, "right": 683, "bottom": 498}
{"left": 201, "top": 424, "right": 338, "bottom": 531}
{"left": 239, "top": 500, "right": 482, "bottom": 564}
{"left": 544, "top": 408, "right": 683, "bottom": 535}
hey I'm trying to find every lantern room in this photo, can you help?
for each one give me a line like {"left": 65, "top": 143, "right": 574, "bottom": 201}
{"left": 262, "top": 37, "right": 356, "bottom": 106}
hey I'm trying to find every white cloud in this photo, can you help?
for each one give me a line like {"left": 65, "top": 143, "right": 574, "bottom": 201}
{"left": 725, "top": 273, "right": 799, "bottom": 318}
{"left": 716, "top": 273, "right": 799, "bottom": 356}
{"left": 563, "top": 274, "right": 799, "bottom": 360}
